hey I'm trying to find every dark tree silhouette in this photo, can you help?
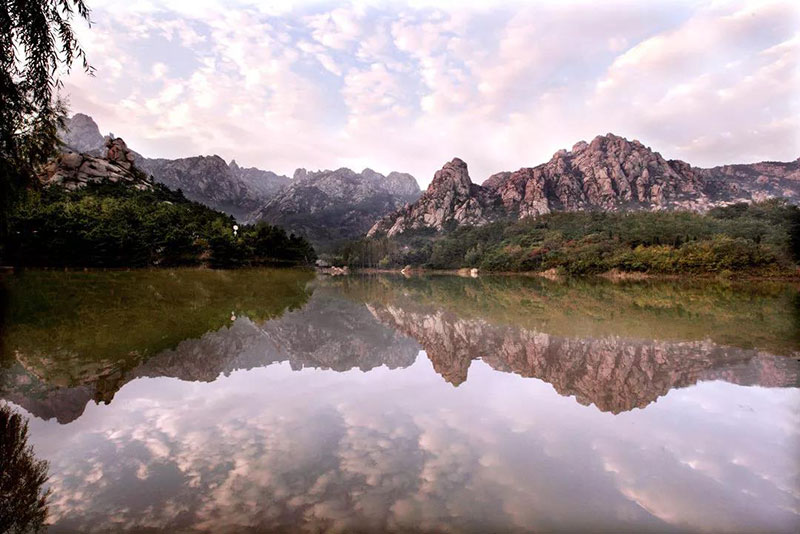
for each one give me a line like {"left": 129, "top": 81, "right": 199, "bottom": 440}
{"left": 0, "top": 0, "right": 93, "bottom": 260}
{"left": 0, "top": 403, "right": 50, "bottom": 533}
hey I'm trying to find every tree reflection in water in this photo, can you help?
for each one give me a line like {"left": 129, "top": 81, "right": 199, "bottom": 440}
{"left": 0, "top": 403, "right": 50, "bottom": 534}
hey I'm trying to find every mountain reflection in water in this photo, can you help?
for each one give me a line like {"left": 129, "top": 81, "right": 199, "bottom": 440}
{"left": 0, "top": 270, "right": 798, "bottom": 532}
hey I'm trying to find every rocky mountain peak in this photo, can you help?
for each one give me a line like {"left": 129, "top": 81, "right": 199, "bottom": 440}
{"left": 250, "top": 166, "right": 420, "bottom": 250}
{"left": 368, "top": 158, "right": 497, "bottom": 237}
{"left": 571, "top": 140, "right": 588, "bottom": 153}
{"left": 60, "top": 113, "right": 105, "bottom": 154}
{"left": 385, "top": 171, "right": 421, "bottom": 197}
{"left": 293, "top": 168, "right": 309, "bottom": 181}
{"left": 60, "top": 113, "right": 291, "bottom": 221}
{"left": 429, "top": 157, "right": 473, "bottom": 196}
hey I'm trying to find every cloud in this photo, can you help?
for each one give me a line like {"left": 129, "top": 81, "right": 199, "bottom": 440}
{"left": 63, "top": 1, "right": 800, "bottom": 186}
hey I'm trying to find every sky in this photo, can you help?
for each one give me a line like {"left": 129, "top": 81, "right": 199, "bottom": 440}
{"left": 62, "top": 0, "right": 800, "bottom": 187}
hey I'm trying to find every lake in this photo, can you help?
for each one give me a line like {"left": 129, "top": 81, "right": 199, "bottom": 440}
{"left": 1, "top": 269, "right": 799, "bottom": 533}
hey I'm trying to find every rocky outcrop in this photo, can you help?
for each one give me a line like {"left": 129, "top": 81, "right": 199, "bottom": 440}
{"left": 251, "top": 167, "right": 421, "bottom": 249}
{"left": 39, "top": 137, "right": 153, "bottom": 191}
{"left": 57, "top": 114, "right": 419, "bottom": 235}
{"left": 370, "top": 134, "right": 800, "bottom": 237}
{"left": 701, "top": 159, "right": 800, "bottom": 202}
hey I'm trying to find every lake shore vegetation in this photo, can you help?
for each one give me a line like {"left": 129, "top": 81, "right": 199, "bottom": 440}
{"left": 337, "top": 201, "right": 800, "bottom": 277}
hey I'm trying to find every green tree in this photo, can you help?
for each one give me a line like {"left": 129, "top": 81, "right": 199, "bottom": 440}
{"left": 0, "top": 404, "right": 50, "bottom": 534}
{"left": 1, "top": 0, "right": 93, "bottom": 260}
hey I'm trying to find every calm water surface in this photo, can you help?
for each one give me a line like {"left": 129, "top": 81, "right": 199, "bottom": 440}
{"left": 1, "top": 269, "right": 799, "bottom": 533}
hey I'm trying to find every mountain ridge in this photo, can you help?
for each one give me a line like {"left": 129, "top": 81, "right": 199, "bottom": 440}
{"left": 369, "top": 134, "right": 800, "bottom": 237}
{"left": 249, "top": 166, "right": 421, "bottom": 250}
{"left": 59, "top": 114, "right": 421, "bottom": 229}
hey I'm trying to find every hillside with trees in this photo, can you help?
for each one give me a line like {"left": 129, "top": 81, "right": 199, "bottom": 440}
{"left": 7, "top": 180, "right": 316, "bottom": 268}
{"left": 340, "top": 200, "right": 800, "bottom": 277}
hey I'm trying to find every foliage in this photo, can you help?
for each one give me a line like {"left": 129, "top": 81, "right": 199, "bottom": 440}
{"left": 0, "top": 403, "right": 50, "bottom": 534}
{"left": 341, "top": 201, "right": 799, "bottom": 275}
{"left": 5, "top": 181, "right": 316, "bottom": 267}
{"left": 1, "top": 0, "right": 93, "bottom": 259}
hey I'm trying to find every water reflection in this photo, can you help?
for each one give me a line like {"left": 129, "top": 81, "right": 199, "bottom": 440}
{"left": 0, "top": 271, "right": 798, "bottom": 532}
{"left": 2, "top": 272, "right": 798, "bottom": 421}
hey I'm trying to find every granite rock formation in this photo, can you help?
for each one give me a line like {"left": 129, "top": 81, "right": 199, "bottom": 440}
{"left": 134, "top": 155, "right": 289, "bottom": 219}
{"left": 370, "top": 134, "right": 800, "bottom": 237}
{"left": 39, "top": 136, "right": 153, "bottom": 191}
{"left": 58, "top": 112, "right": 106, "bottom": 155}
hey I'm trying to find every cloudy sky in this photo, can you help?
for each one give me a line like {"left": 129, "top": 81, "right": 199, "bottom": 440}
{"left": 63, "top": 0, "right": 799, "bottom": 186}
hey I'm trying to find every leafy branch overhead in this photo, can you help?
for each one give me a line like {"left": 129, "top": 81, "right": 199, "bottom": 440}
{"left": 1, "top": 0, "right": 94, "bottom": 259}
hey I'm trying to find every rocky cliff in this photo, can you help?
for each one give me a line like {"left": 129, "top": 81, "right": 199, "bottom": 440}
{"left": 370, "top": 134, "right": 800, "bottom": 237}
{"left": 250, "top": 166, "right": 421, "bottom": 249}
{"left": 59, "top": 112, "right": 106, "bottom": 155}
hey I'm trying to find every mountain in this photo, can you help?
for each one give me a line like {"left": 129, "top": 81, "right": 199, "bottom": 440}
{"left": 369, "top": 134, "right": 800, "bottom": 237}
{"left": 59, "top": 114, "right": 290, "bottom": 220}
{"left": 58, "top": 114, "right": 420, "bottom": 236}
{"left": 249, "top": 167, "right": 421, "bottom": 250}
{"left": 229, "top": 159, "right": 290, "bottom": 198}
{"left": 134, "top": 155, "right": 288, "bottom": 219}
{"left": 59, "top": 112, "right": 106, "bottom": 154}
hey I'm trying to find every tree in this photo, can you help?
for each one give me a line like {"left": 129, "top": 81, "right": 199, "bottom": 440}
{"left": 1, "top": 0, "right": 93, "bottom": 260}
{"left": 0, "top": 403, "right": 50, "bottom": 533}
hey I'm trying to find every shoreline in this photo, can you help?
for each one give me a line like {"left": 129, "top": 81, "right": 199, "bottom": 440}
{"left": 4, "top": 264, "right": 799, "bottom": 283}
{"left": 351, "top": 266, "right": 800, "bottom": 282}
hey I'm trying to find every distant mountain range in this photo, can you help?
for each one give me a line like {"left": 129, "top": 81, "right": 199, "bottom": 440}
{"left": 59, "top": 114, "right": 421, "bottom": 243}
{"left": 369, "top": 134, "right": 800, "bottom": 237}
{"left": 249, "top": 167, "right": 420, "bottom": 250}
{"left": 60, "top": 114, "right": 799, "bottom": 247}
